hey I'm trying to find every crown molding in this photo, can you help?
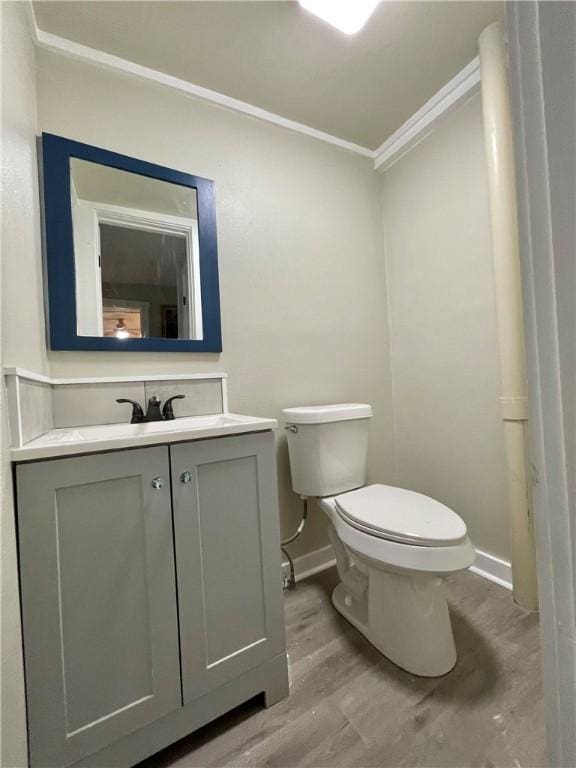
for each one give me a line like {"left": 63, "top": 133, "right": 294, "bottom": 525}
{"left": 31, "top": 22, "right": 374, "bottom": 159}
{"left": 374, "top": 57, "right": 481, "bottom": 171}
{"left": 24, "top": 0, "right": 39, "bottom": 42}
{"left": 28, "top": 1, "right": 481, "bottom": 170}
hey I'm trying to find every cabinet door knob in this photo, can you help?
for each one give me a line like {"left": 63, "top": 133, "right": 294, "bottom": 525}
{"left": 151, "top": 477, "right": 165, "bottom": 489}
{"left": 180, "top": 471, "right": 192, "bottom": 484}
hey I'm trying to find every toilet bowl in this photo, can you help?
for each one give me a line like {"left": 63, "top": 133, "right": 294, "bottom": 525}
{"left": 282, "top": 404, "right": 475, "bottom": 677}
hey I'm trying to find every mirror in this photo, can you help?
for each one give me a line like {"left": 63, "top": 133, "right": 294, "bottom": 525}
{"left": 71, "top": 159, "right": 202, "bottom": 341}
{"left": 41, "top": 134, "right": 221, "bottom": 352}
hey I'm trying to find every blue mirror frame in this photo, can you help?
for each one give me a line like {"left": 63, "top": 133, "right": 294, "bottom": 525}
{"left": 41, "top": 133, "right": 222, "bottom": 352}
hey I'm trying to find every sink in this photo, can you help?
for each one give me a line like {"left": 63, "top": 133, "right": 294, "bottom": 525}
{"left": 46, "top": 414, "right": 264, "bottom": 441}
{"left": 12, "top": 413, "right": 278, "bottom": 461}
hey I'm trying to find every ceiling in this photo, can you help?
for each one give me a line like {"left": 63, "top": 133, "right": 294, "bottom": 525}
{"left": 34, "top": 0, "right": 504, "bottom": 151}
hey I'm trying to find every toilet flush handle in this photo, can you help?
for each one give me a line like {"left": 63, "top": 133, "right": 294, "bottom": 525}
{"left": 285, "top": 425, "right": 298, "bottom": 433}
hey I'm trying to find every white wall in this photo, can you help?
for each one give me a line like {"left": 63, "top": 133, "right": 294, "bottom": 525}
{"left": 1, "top": 3, "right": 46, "bottom": 764}
{"left": 380, "top": 93, "right": 510, "bottom": 560}
{"left": 34, "top": 49, "right": 397, "bottom": 556}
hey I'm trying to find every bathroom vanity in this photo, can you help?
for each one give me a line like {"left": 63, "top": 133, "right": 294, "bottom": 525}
{"left": 7, "top": 370, "right": 288, "bottom": 768}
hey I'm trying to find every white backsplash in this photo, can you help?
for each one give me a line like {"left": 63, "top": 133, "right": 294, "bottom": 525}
{"left": 4, "top": 369, "right": 227, "bottom": 448}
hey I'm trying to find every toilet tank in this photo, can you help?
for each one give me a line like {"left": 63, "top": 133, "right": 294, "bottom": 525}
{"left": 282, "top": 404, "right": 372, "bottom": 497}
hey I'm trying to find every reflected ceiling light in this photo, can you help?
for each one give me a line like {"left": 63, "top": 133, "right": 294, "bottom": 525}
{"left": 299, "top": 0, "right": 379, "bottom": 34}
{"left": 114, "top": 319, "right": 129, "bottom": 340}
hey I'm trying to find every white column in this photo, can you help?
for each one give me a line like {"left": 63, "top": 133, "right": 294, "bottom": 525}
{"left": 478, "top": 22, "right": 538, "bottom": 610}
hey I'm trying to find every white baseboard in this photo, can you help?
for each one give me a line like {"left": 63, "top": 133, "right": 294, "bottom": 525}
{"left": 470, "top": 548, "right": 513, "bottom": 591}
{"left": 282, "top": 544, "right": 335, "bottom": 583}
{"left": 282, "top": 543, "right": 513, "bottom": 592}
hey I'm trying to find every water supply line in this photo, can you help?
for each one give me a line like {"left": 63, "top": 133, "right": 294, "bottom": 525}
{"left": 478, "top": 22, "right": 538, "bottom": 610}
{"left": 281, "top": 498, "right": 308, "bottom": 590}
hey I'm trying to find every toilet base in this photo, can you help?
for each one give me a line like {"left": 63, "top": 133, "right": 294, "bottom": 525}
{"left": 331, "top": 566, "right": 457, "bottom": 678}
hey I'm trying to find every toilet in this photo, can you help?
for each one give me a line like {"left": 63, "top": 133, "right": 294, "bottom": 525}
{"left": 282, "top": 403, "right": 475, "bottom": 677}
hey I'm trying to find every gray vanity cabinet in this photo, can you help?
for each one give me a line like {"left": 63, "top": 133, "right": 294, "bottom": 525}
{"left": 16, "top": 447, "right": 182, "bottom": 768}
{"left": 170, "top": 432, "right": 285, "bottom": 702}
{"left": 16, "top": 431, "right": 287, "bottom": 768}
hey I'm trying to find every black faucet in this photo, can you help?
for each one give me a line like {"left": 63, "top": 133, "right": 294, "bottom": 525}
{"left": 161, "top": 395, "right": 185, "bottom": 420}
{"left": 145, "top": 396, "right": 162, "bottom": 422}
{"left": 116, "top": 395, "right": 185, "bottom": 423}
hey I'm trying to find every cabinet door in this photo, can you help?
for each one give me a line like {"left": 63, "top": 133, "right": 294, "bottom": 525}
{"left": 17, "top": 447, "right": 181, "bottom": 768}
{"left": 171, "top": 432, "right": 286, "bottom": 703}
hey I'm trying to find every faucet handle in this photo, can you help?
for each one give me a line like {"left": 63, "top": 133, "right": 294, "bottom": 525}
{"left": 162, "top": 395, "right": 185, "bottom": 421}
{"left": 116, "top": 398, "right": 144, "bottom": 424}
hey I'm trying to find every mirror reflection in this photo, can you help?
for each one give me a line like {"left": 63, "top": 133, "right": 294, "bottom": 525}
{"left": 70, "top": 159, "right": 202, "bottom": 340}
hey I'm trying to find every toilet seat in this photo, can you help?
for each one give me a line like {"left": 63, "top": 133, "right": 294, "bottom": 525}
{"left": 319, "top": 495, "right": 475, "bottom": 574}
{"left": 334, "top": 484, "right": 467, "bottom": 547}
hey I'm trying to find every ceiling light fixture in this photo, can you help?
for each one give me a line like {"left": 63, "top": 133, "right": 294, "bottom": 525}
{"left": 114, "top": 319, "right": 130, "bottom": 340}
{"left": 299, "top": 0, "right": 380, "bottom": 35}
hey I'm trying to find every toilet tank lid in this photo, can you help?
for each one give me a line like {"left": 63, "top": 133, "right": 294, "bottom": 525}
{"left": 282, "top": 404, "right": 372, "bottom": 424}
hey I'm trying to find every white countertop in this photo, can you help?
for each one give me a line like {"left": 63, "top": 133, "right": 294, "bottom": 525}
{"left": 12, "top": 413, "right": 277, "bottom": 462}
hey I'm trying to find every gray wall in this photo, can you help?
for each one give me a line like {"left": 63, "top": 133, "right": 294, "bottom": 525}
{"left": 380, "top": 93, "right": 510, "bottom": 560}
